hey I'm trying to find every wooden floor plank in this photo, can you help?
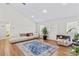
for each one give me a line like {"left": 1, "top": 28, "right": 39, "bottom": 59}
{"left": 0, "top": 39, "right": 69, "bottom": 56}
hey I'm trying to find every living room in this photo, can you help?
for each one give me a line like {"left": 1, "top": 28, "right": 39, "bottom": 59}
{"left": 0, "top": 3, "right": 79, "bottom": 56}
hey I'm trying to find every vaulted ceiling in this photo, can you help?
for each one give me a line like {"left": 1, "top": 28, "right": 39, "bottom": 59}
{"left": 1, "top": 3, "right": 79, "bottom": 23}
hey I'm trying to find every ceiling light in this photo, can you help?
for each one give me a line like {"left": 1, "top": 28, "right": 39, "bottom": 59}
{"left": 43, "top": 9, "right": 47, "bottom": 13}
{"left": 32, "top": 16, "right": 34, "bottom": 18}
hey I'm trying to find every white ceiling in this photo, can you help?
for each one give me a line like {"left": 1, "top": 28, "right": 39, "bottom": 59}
{"left": 3, "top": 3, "right": 79, "bottom": 22}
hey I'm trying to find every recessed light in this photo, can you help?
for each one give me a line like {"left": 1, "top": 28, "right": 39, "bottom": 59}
{"left": 32, "top": 16, "right": 34, "bottom": 18}
{"left": 43, "top": 9, "right": 47, "bottom": 13}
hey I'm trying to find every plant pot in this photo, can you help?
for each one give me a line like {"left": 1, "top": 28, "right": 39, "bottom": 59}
{"left": 43, "top": 35, "right": 47, "bottom": 40}
{"left": 73, "top": 39, "right": 79, "bottom": 42}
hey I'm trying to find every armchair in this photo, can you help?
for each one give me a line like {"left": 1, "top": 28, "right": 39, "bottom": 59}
{"left": 56, "top": 35, "right": 72, "bottom": 46}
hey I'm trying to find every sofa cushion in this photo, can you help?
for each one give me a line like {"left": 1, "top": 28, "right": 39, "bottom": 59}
{"left": 10, "top": 35, "right": 39, "bottom": 43}
{"left": 57, "top": 39, "right": 72, "bottom": 46}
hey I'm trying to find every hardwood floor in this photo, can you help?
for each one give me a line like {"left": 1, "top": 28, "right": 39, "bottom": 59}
{"left": 0, "top": 39, "right": 10, "bottom": 56}
{"left": 0, "top": 39, "right": 70, "bottom": 56}
{"left": 44, "top": 40, "right": 69, "bottom": 56}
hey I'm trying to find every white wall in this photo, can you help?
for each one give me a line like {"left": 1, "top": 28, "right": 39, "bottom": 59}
{"left": 38, "top": 16, "right": 79, "bottom": 40}
{"left": 0, "top": 4, "right": 36, "bottom": 37}
{"left": 37, "top": 20, "right": 67, "bottom": 40}
{"left": 0, "top": 4, "right": 79, "bottom": 40}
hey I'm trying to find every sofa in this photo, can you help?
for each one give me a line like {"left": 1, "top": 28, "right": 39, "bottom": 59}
{"left": 57, "top": 39, "right": 72, "bottom": 46}
{"left": 56, "top": 35, "right": 73, "bottom": 46}
{"left": 10, "top": 35, "right": 39, "bottom": 44}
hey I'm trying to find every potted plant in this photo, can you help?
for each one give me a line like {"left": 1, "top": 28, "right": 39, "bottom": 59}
{"left": 70, "top": 45, "right": 79, "bottom": 56}
{"left": 42, "top": 27, "right": 48, "bottom": 40}
{"left": 73, "top": 33, "right": 79, "bottom": 42}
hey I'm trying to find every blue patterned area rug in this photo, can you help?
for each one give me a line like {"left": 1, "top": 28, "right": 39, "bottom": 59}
{"left": 16, "top": 40, "right": 58, "bottom": 56}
